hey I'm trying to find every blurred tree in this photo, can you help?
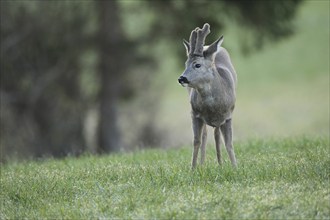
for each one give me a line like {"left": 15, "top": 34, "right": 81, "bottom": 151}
{"left": 96, "top": 0, "right": 158, "bottom": 152}
{"left": 147, "top": 0, "right": 302, "bottom": 55}
{"left": 97, "top": 0, "right": 123, "bottom": 153}
{"left": 0, "top": 1, "right": 93, "bottom": 160}
{"left": 0, "top": 0, "right": 302, "bottom": 162}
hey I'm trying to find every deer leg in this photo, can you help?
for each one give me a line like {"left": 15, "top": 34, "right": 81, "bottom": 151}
{"left": 200, "top": 125, "right": 207, "bottom": 165}
{"left": 220, "top": 119, "right": 237, "bottom": 167}
{"left": 214, "top": 127, "right": 222, "bottom": 165}
{"left": 192, "top": 117, "right": 204, "bottom": 169}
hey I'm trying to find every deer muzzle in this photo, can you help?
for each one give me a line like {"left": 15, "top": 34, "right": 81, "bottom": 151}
{"left": 178, "top": 76, "right": 190, "bottom": 87}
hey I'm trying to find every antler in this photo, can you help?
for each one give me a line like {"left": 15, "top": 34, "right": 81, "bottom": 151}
{"left": 187, "top": 28, "right": 197, "bottom": 58}
{"left": 194, "top": 23, "right": 210, "bottom": 57}
{"left": 186, "top": 23, "right": 211, "bottom": 57}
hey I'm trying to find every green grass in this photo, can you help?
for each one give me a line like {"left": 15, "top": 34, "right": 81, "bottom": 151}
{"left": 1, "top": 137, "right": 329, "bottom": 219}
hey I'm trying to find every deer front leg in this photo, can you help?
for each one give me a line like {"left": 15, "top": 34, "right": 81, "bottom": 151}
{"left": 192, "top": 117, "right": 205, "bottom": 169}
{"left": 220, "top": 119, "right": 237, "bottom": 167}
{"left": 200, "top": 125, "right": 207, "bottom": 165}
{"left": 214, "top": 127, "right": 222, "bottom": 165}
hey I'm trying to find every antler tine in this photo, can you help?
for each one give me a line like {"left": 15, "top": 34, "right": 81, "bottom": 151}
{"left": 188, "top": 29, "right": 198, "bottom": 57}
{"left": 193, "top": 23, "right": 210, "bottom": 57}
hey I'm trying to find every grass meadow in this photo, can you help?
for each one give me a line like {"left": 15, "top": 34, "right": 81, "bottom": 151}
{"left": 1, "top": 137, "right": 329, "bottom": 219}
{"left": 1, "top": 1, "right": 329, "bottom": 219}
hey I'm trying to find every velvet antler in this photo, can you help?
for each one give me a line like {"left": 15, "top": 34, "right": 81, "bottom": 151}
{"left": 193, "top": 23, "right": 210, "bottom": 57}
{"left": 187, "top": 28, "right": 197, "bottom": 58}
{"left": 185, "top": 23, "right": 211, "bottom": 58}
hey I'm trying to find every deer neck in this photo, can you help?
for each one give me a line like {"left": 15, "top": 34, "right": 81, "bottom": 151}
{"left": 196, "top": 84, "right": 213, "bottom": 100}
{"left": 194, "top": 71, "right": 234, "bottom": 107}
{"left": 195, "top": 77, "right": 220, "bottom": 104}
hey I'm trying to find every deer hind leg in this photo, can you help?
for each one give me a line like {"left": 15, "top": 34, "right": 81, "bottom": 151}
{"left": 200, "top": 125, "right": 207, "bottom": 165}
{"left": 214, "top": 127, "right": 222, "bottom": 165}
{"left": 220, "top": 119, "right": 237, "bottom": 167}
{"left": 192, "top": 117, "right": 205, "bottom": 169}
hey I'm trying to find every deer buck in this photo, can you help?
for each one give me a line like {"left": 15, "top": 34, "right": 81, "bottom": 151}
{"left": 178, "top": 23, "right": 237, "bottom": 169}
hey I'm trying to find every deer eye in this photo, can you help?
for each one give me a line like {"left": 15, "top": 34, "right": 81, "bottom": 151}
{"left": 195, "top": 64, "right": 201, "bottom": 68}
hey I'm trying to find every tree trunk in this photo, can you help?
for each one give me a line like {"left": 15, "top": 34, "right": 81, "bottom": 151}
{"left": 97, "top": 0, "right": 123, "bottom": 153}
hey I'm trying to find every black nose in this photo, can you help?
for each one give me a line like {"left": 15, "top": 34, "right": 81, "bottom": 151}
{"left": 178, "top": 76, "right": 189, "bottom": 84}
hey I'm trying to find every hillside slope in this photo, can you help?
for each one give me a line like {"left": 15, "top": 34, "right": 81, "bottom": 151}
{"left": 1, "top": 137, "right": 329, "bottom": 219}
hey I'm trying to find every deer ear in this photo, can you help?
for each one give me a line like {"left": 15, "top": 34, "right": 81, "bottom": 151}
{"left": 183, "top": 39, "right": 190, "bottom": 56}
{"left": 204, "top": 35, "right": 224, "bottom": 59}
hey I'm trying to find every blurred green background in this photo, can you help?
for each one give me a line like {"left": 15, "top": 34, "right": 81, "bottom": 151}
{"left": 161, "top": 0, "right": 329, "bottom": 145}
{"left": 1, "top": 0, "right": 329, "bottom": 162}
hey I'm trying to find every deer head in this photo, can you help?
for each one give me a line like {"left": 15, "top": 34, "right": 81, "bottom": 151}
{"left": 178, "top": 23, "right": 224, "bottom": 89}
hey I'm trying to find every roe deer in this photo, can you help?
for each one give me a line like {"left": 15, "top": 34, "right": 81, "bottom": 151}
{"left": 178, "top": 23, "right": 237, "bottom": 169}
